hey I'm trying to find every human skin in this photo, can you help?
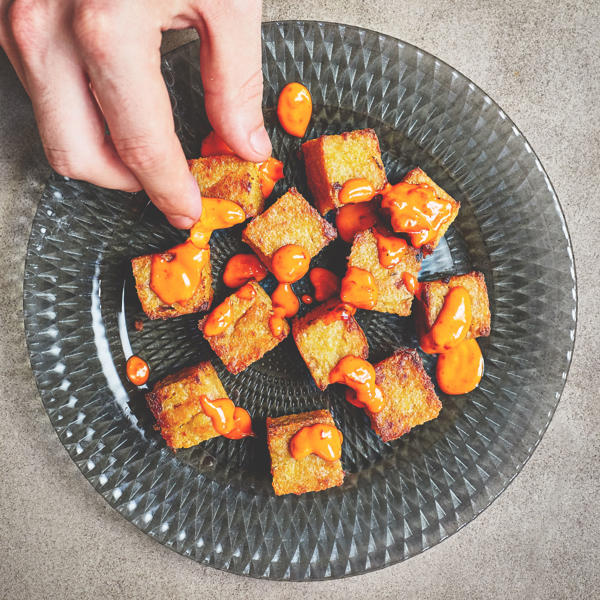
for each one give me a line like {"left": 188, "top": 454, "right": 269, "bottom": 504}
{"left": 0, "top": 0, "right": 272, "bottom": 228}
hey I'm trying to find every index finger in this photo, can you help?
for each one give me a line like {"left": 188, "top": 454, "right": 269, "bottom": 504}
{"left": 76, "top": 12, "right": 201, "bottom": 229}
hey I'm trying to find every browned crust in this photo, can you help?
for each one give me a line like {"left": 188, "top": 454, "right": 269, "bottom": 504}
{"left": 189, "top": 155, "right": 264, "bottom": 218}
{"left": 145, "top": 362, "right": 227, "bottom": 449}
{"left": 348, "top": 228, "right": 422, "bottom": 316}
{"left": 131, "top": 250, "right": 213, "bottom": 320}
{"left": 367, "top": 348, "right": 441, "bottom": 442}
{"left": 302, "top": 128, "right": 388, "bottom": 215}
{"left": 419, "top": 271, "right": 491, "bottom": 338}
{"left": 400, "top": 167, "right": 460, "bottom": 255}
{"left": 241, "top": 188, "right": 337, "bottom": 271}
{"left": 266, "top": 409, "right": 344, "bottom": 495}
{"left": 291, "top": 299, "right": 369, "bottom": 390}
{"left": 198, "top": 281, "right": 289, "bottom": 374}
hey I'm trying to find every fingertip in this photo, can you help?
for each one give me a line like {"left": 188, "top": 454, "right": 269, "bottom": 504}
{"left": 167, "top": 214, "right": 198, "bottom": 229}
{"left": 249, "top": 124, "right": 272, "bottom": 161}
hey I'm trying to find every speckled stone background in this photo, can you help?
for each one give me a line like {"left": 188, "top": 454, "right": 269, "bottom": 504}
{"left": 1, "top": 1, "right": 598, "bottom": 598}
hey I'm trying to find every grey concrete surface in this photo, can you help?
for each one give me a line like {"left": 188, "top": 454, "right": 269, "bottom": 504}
{"left": 1, "top": 1, "right": 599, "bottom": 598}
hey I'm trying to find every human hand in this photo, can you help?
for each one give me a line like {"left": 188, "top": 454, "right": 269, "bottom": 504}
{"left": 0, "top": 0, "right": 271, "bottom": 228}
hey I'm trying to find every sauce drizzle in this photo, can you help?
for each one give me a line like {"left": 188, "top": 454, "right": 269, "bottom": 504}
{"left": 222, "top": 253, "right": 268, "bottom": 288}
{"left": 257, "top": 157, "right": 284, "bottom": 197}
{"left": 289, "top": 424, "right": 343, "bottom": 461}
{"left": 340, "top": 266, "right": 378, "bottom": 310}
{"left": 199, "top": 396, "right": 254, "bottom": 439}
{"left": 339, "top": 178, "right": 376, "bottom": 205}
{"left": 309, "top": 267, "right": 340, "bottom": 302}
{"left": 336, "top": 201, "right": 379, "bottom": 243}
{"left": 329, "top": 356, "right": 385, "bottom": 413}
{"left": 380, "top": 182, "right": 454, "bottom": 248}
{"left": 271, "top": 244, "right": 310, "bottom": 283}
{"left": 436, "top": 338, "right": 484, "bottom": 395}
{"left": 372, "top": 227, "right": 409, "bottom": 268}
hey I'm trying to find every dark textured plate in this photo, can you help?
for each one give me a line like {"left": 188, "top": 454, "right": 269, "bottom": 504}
{"left": 23, "top": 21, "right": 576, "bottom": 580}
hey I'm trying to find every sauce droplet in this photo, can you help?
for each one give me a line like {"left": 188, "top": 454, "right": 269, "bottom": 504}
{"left": 289, "top": 424, "right": 343, "bottom": 461}
{"left": 126, "top": 355, "right": 149, "bottom": 386}
{"left": 149, "top": 240, "right": 209, "bottom": 305}
{"left": 271, "top": 283, "right": 300, "bottom": 317}
{"left": 271, "top": 244, "right": 310, "bottom": 283}
{"left": 309, "top": 267, "right": 340, "bottom": 302}
{"left": 235, "top": 282, "right": 257, "bottom": 301}
{"left": 269, "top": 306, "right": 288, "bottom": 337}
{"left": 372, "top": 227, "right": 409, "bottom": 268}
{"left": 277, "top": 82, "right": 312, "bottom": 137}
{"left": 203, "top": 297, "right": 233, "bottom": 337}
{"left": 301, "top": 294, "right": 313, "bottom": 304}
{"left": 420, "top": 286, "right": 472, "bottom": 354}
{"left": 199, "top": 396, "right": 254, "bottom": 438}
{"left": 340, "top": 266, "right": 378, "bottom": 310}
{"left": 380, "top": 182, "right": 454, "bottom": 248}
{"left": 200, "top": 131, "right": 235, "bottom": 157}
{"left": 436, "top": 338, "right": 484, "bottom": 395}
{"left": 223, "top": 254, "right": 268, "bottom": 288}
{"left": 257, "top": 157, "right": 284, "bottom": 197}
{"left": 339, "top": 178, "right": 376, "bottom": 204}
{"left": 329, "top": 356, "right": 385, "bottom": 413}
{"left": 336, "top": 201, "right": 379, "bottom": 243}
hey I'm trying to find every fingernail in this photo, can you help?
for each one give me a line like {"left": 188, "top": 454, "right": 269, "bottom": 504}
{"left": 249, "top": 125, "right": 272, "bottom": 159}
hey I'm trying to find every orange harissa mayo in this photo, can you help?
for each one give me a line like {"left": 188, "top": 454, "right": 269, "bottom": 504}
{"left": 277, "top": 82, "right": 312, "bottom": 137}
{"left": 150, "top": 241, "right": 209, "bottom": 305}
{"left": 126, "top": 355, "right": 149, "bottom": 386}
{"left": 268, "top": 244, "right": 309, "bottom": 335}
{"left": 436, "top": 338, "right": 484, "bottom": 395}
{"left": 203, "top": 284, "right": 255, "bottom": 336}
{"left": 257, "top": 157, "right": 284, "bottom": 197}
{"left": 340, "top": 266, "right": 378, "bottom": 310}
{"left": 289, "top": 424, "right": 343, "bottom": 461}
{"left": 420, "top": 286, "right": 471, "bottom": 354}
{"left": 322, "top": 302, "right": 357, "bottom": 325}
{"left": 200, "top": 131, "right": 234, "bottom": 156}
{"left": 336, "top": 201, "right": 379, "bottom": 243}
{"left": 402, "top": 271, "right": 421, "bottom": 297}
{"left": 150, "top": 197, "right": 245, "bottom": 305}
{"left": 372, "top": 228, "right": 409, "bottom": 268}
{"left": 271, "top": 283, "right": 300, "bottom": 317}
{"left": 270, "top": 244, "right": 310, "bottom": 283}
{"left": 223, "top": 254, "right": 268, "bottom": 288}
{"left": 199, "top": 396, "right": 254, "bottom": 439}
{"left": 339, "top": 178, "right": 376, "bottom": 205}
{"left": 309, "top": 267, "right": 340, "bottom": 302}
{"left": 329, "top": 356, "right": 384, "bottom": 413}
{"left": 380, "top": 182, "right": 454, "bottom": 248}
{"left": 301, "top": 294, "right": 313, "bottom": 304}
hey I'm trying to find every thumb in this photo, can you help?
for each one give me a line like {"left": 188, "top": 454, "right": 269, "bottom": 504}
{"left": 196, "top": 1, "right": 271, "bottom": 162}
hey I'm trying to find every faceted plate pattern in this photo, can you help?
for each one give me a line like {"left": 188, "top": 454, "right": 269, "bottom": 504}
{"left": 23, "top": 21, "right": 576, "bottom": 580}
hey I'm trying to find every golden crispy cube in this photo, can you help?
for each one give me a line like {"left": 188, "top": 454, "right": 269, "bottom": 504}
{"left": 401, "top": 167, "right": 461, "bottom": 254}
{"left": 241, "top": 188, "right": 337, "bottom": 271}
{"left": 302, "top": 128, "right": 388, "bottom": 215}
{"left": 366, "top": 348, "right": 442, "bottom": 442}
{"left": 131, "top": 249, "right": 213, "bottom": 320}
{"left": 266, "top": 410, "right": 344, "bottom": 496}
{"left": 145, "top": 362, "right": 226, "bottom": 449}
{"left": 418, "top": 271, "right": 491, "bottom": 338}
{"left": 189, "top": 155, "right": 263, "bottom": 218}
{"left": 347, "top": 228, "right": 422, "bottom": 316}
{"left": 199, "top": 281, "right": 289, "bottom": 374}
{"left": 292, "top": 299, "right": 368, "bottom": 390}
